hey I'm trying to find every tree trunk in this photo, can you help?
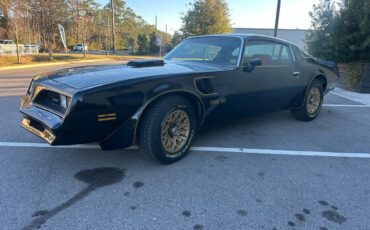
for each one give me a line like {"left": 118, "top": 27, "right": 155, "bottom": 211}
{"left": 48, "top": 39, "right": 53, "bottom": 60}
{"left": 15, "top": 32, "right": 21, "bottom": 64}
{"left": 83, "top": 40, "right": 86, "bottom": 59}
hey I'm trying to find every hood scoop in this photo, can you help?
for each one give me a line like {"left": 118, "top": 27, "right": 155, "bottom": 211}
{"left": 127, "top": 59, "right": 164, "bottom": 68}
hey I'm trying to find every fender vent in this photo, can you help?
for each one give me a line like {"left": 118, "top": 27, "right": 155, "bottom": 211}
{"left": 194, "top": 77, "right": 217, "bottom": 96}
{"left": 127, "top": 59, "right": 164, "bottom": 68}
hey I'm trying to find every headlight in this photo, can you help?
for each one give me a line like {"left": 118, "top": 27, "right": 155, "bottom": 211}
{"left": 59, "top": 94, "right": 71, "bottom": 109}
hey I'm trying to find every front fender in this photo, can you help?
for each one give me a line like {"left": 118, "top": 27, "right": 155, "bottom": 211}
{"left": 99, "top": 118, "right": 136, "bottom": 150}
{"left": 100, "top": 81, "right": 205, "bottom": 150}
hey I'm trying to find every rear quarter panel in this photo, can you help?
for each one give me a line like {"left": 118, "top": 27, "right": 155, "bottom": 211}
{"left": 289, "top": 48, "right": 338, "bottom": 107}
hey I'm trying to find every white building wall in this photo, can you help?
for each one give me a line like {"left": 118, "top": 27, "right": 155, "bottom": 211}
{"left": 233, "top": 28, "right": 309, "bottom": 50}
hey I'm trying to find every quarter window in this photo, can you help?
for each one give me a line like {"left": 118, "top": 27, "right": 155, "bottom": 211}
{"left": 243, "top": 40, "right": 294, "bottom": 66}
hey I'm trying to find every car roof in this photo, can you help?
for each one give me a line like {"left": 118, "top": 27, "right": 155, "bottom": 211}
{"left": 188, "top": 33, "right": 298, "bottom": 48}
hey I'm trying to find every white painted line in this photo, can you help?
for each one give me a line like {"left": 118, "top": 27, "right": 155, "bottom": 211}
{"left": 0, "top": 142, "right": 139, "bottom": 150}
{"left": 192, "top": 147, "right": 370, "bottom": 158}
{"left": 1, "top": 141, "right": 370, "bottom": 159}
{"left": 0, "top": 142, "right": 99, "bottom": 149}
{"left": 323, "top": 104, "right": 370, "bottom": 108}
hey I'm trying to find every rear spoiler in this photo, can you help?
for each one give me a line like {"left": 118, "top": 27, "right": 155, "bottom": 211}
{"left": 318, "top": 60, "right": 339, "bottom": 76}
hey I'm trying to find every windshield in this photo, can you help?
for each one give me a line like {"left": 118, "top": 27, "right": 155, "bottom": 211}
{"left": 164, "top": 36, "right": 242, "bottom": 66}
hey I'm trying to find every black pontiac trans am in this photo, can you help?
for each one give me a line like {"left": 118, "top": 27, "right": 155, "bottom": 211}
{"left": 20, "top": 34, "right": 338, "bottom": 164}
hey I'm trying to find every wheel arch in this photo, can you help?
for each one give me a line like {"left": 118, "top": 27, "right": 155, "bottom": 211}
{"left": 290, "top": 73, "right": 327, "bottom": 109}
{"left": 303, "top": 73, "right": 327, "bottom": 104}
{"left": 314, "top": 74, "right": 327, "bottom": 91}
{"left": 132, "top": 90, "right": 205, "bottom": 144}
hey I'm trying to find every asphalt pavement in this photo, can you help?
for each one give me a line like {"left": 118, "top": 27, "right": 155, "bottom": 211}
{"left": 0, "top": 60, "right": 126, "bottom": 96}
{"left": 1, "top": 63, "right": 370, "bottom": 230}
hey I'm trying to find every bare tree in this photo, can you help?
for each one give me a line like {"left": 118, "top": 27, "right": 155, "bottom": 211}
{"left": 1, "top": 0, "right": 173, "bottom": 60}
{"left": 36, "top": 0, "right": 67, "bottom": 60}
{"left": 80, "top": 11, "right": 94, "bottom": 58}
{"left": 0, "top": 0, "right": 24, "bottom": 63}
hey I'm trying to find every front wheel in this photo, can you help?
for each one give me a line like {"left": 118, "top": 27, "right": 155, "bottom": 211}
{"left": 291, "top": 79, "right": 324, "bottom": 121}
{"left": 138, "top": 96, "right": 197, "bottom": 164}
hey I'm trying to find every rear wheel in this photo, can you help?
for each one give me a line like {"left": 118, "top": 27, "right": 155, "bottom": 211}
{"left": 138, "top": 96, "right": 197, "bottom": 164}
{"left": 291, "top": 79, "right": 324, "bottom": 121}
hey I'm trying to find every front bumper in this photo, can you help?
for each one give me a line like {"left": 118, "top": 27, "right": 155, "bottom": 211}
{"left": 20, "top": 93, "right": 137, "bottom": 149}
{"left": 21, "top": 118, "right": 55, "bottom": 144}
{"left": 20, "top": 94, "right": 63, "bottom": 145}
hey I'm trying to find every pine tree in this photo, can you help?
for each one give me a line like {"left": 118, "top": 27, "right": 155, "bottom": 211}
{"left": 137, "top": 33, "right": 148, "bottom": 54}
{"left": 306, "top": 0, "right": 370, "bottom": 62}
{"left": 149, "top": 32, "right": 159, "bottom": 54}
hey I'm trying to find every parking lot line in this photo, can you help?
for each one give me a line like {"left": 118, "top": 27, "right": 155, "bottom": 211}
{"left": 191, "top": 147, "right": 370, "bottom": 158}
{"left": 0, "top": 142, "right": 100, "bottom": 149}
{"left": 1, "top": 141, "right": 370, "bottom": 159}
{"left": 323, "top": 104, "right": 370, "bottom": 107}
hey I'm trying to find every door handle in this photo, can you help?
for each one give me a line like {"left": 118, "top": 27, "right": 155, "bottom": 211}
{"left": 293, "top": 72, "right": 300, "bottom": 78}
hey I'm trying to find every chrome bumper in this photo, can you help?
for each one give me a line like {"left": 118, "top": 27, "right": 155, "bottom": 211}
{"left": 20, "top": 94, "right": 61, "bottom": 145}
{"left": 21, "top": 118, "right": 55, "bottom": 144}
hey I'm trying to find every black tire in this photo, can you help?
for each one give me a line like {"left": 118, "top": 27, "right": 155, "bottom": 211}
{"left": 138, "top": 96, "right": 197, "bottom": 164}
{"left": 291, "top": 79, "right": 324, "bottom": 121}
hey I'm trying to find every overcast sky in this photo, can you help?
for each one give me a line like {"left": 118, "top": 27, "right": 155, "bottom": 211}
{"left": 98, "top": 0, "right": 320, "bottom": 33}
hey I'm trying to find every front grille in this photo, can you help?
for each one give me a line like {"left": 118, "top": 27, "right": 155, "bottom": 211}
{"left": 33, "top": 89, "right": 71, "bottom": 116}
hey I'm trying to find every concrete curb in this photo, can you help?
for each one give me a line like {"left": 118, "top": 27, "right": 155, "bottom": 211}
{"left": 333, "top": 87, "right": 370, "bottom": 105}
{"left": 0, "top": 59, "right": 113, "bottom": 71}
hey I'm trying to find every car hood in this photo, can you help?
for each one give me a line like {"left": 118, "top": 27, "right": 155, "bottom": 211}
{"left": 42, "top": 61, "right": 232, "bottom": 90}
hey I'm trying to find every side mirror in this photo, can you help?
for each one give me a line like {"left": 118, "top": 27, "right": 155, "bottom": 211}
{"left": 243, "top": 58, "right": 262, "bottom": 72}
{"left": 249, "top": 58, "right": 262, "bottom": 67}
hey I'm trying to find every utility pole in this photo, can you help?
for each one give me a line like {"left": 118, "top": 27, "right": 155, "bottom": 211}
{"left": 155, "top": 16, "right": 161, "bottom": 56}
{"left": 155, "top": 16, "right": 158, "bottom": 31}
{"left": 274, "top": 0, "right": 281, "bottom": 37}
{"left": 107, "top": 16, "right": 110, "bottom": 53}
{"left": 111, "top": 0, "right": 116, "bottom": 53}
{"left": 76, "top": 0, "right": 80, "bottom": 43}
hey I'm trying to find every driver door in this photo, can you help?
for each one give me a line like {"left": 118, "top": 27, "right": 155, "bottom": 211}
{"left": 233, "top": 39, "right": 300, "bottom": 115}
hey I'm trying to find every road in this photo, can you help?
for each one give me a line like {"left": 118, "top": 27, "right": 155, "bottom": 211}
{"left": 0, "top": 60, "right": 126, "bottom": 96}
{"left": 1, "top": 63, "right": 370, "bottom": 230}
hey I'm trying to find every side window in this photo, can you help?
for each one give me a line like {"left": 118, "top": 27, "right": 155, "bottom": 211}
{"left": 243, "top": 40, "right": 294, "bottom": 66}
{"left": 280, "top": 46, "right": 291, "bottom": 59}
